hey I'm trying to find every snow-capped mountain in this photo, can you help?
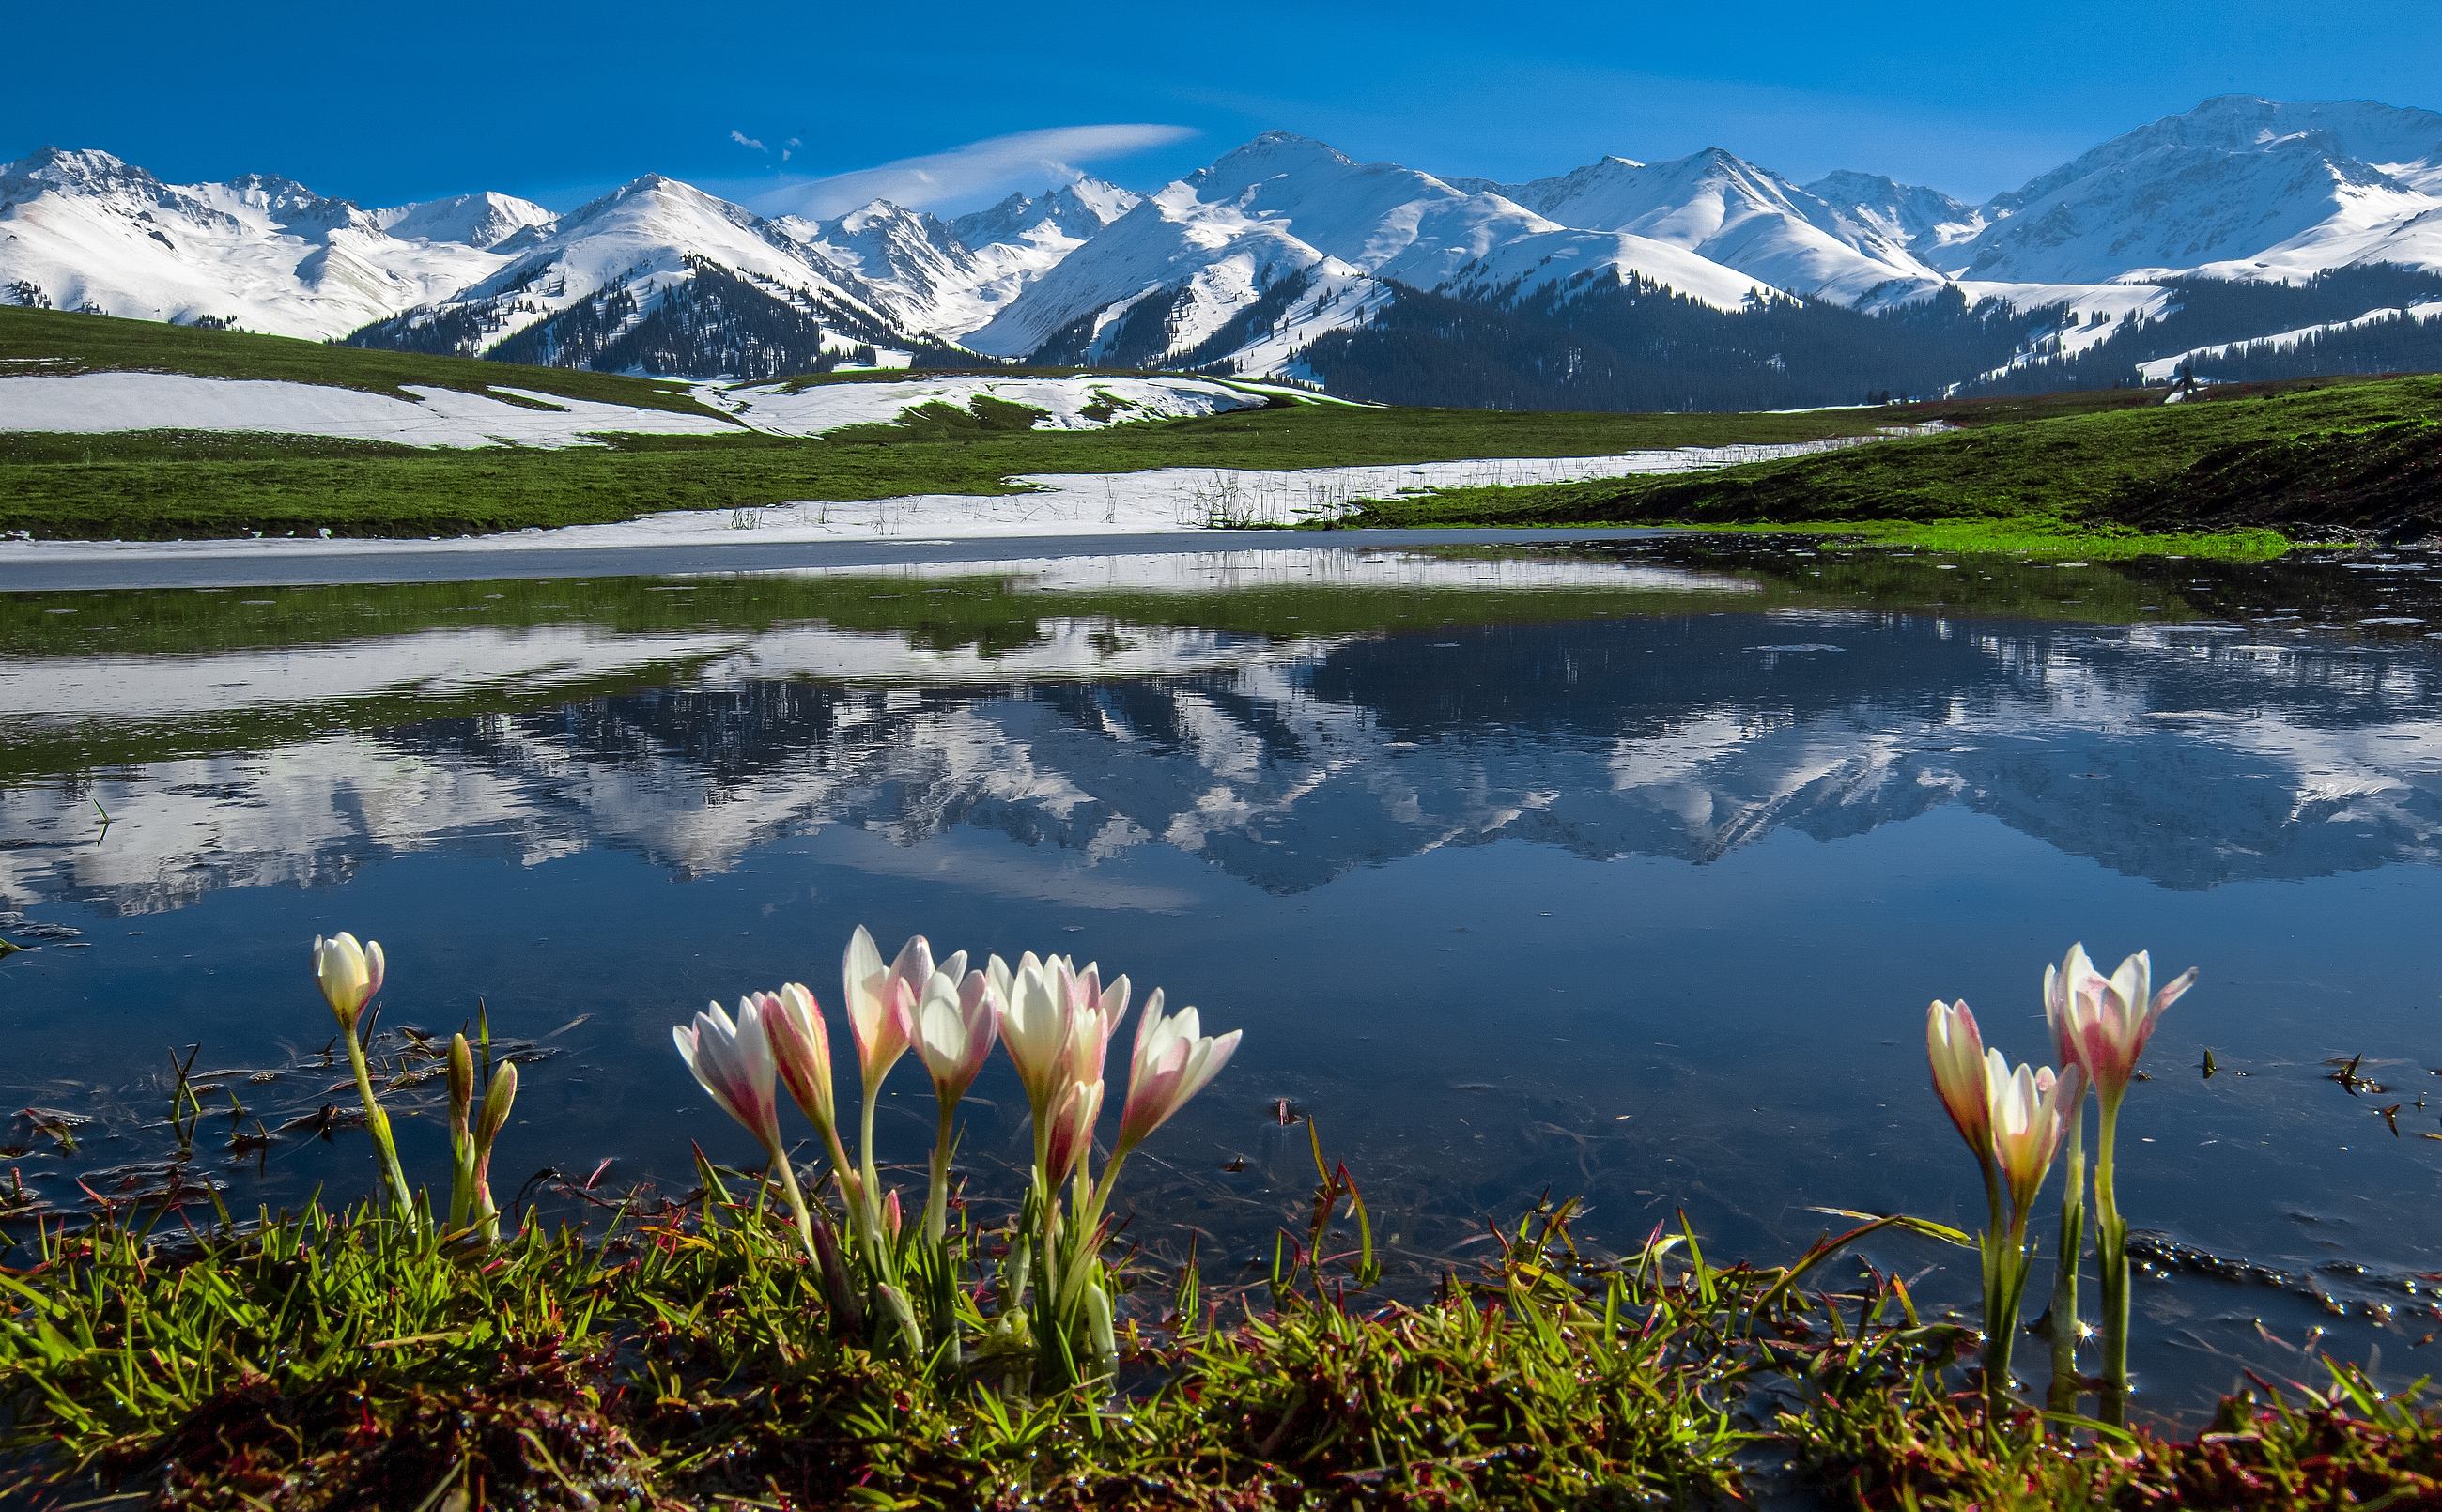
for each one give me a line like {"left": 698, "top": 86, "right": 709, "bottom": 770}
{"left": 14, "top": 97, "right": 2442, "bottom": 397}
{"left": 1948, "top": 96, "right": 2442, "bottom": 285}
{"left": 369, "top": 191, "right": 553, "bottom": 250}
{"left": 960, "top": 131, "right": 1774, "bottom": 368}
{"left": 775, "top": 178, "right": 1139, "bottom": 341}
{"left": 1454, "top": 149, "right": 1942, "bottom": 302}
{"left": 1801, "top": 171, "right": 1986, "bottom": 261}
{"left": 350, "top": 172, "right": 907, "bottom": 372}
{"left": 0, "top": 147, "right": 522, "bottom": 337}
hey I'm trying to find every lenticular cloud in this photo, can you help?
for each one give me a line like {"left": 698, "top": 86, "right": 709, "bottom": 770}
{"left": 755, "top": 124, "right": 1194, "bottom": 219}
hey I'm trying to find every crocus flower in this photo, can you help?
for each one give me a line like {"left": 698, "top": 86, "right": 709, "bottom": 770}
{"left": 1044, "top": 1078, "right": 1104, "bottom": 1186}
{"left": 2042, "top": 942, "right": 2105, "bottom": 1072}
{"left": 309, "top": 930, "right": 412, "bottom": 1227}
{"left": 471, "top": 1061, "right": 518, "bottom": 1241}
{"left": 919, "top": 964, "right": 1001, "bottom": 1105}
{"left": 758, "top": 982, "right": 865, "bottom": 1230}
{"left": 1061, "top": 960, "right": 1131, "bottom": 1088}
{"left": 675, "top": 995, "right": 823, "bottom": 1262}
{"left": 763, "top": 982, "right": 841, "bottom": 1137}
{"left": 997, "top": 952, "right": 1074, "bottom": 1122}
{"left": 1114, "top": 990, "right": 1241, "bottom": 1155}
{"left": 917, "top": 963, "right": 1001, "bottom": 1244}
{"left": 446, "top": 1033, "right": 478, "bottom": 1230}
{"left": 311, "top": 933, "right": 384, "bottom": 1031}
{"left": 1986, "top": 1054, "right": 2081, "bottom": 1221}
{"left": 2054, "top": 949, "right": 2199, "bottom": 1102}
{"left": 2046, "top": 943, "right": 2199, "bottom": 1428}
{"left": 1926, "top": 999, "right": 1993, "bottom": 1162}
{"left": 673, "top": 998, "right": 784, "bottom": 1155}
{"left": 843, "top": 926, "right": 927, "bottom": 1093}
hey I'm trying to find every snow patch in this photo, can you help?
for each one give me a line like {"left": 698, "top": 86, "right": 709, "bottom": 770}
{"left": 0, "top": 371, "right": 740, "bottom": 447}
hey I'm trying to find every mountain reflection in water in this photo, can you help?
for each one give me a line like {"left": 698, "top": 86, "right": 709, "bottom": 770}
{"left": 7, "top": 608, "right": 2439, "bottom": 906}
{"left": 7, "top": 540, "right": 2442, "bottom": 1426}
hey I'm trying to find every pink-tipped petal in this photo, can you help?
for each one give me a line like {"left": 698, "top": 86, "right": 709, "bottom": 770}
{"left": 1924, "top": 999, "right": 1992, "bottom": 1162}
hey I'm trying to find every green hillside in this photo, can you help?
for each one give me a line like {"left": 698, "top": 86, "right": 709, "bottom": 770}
{"left": 1343, "top": 375, "right": 2442, "bottom": 543}
{"left": 0, "top": 308, "right": 1906, "bottom": 540}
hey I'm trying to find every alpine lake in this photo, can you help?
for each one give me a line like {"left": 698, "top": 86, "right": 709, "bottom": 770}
{"left": 7, "top": 531, "right": 2442, "bottom": 1429}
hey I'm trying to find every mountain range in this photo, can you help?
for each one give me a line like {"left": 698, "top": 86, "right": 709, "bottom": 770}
{"left": 9, "top": 95, "right": 2442, "bottom": 406}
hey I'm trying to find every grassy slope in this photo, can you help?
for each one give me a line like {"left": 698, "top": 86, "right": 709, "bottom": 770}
{"left": 0, "top": 305, "right": 728, "bottom": 417}
{"left": 0, "top": 310, "right": 1914, "bottom": 539}
{"left": 1340, "top": 375, "right": 2442, "bottom": 540}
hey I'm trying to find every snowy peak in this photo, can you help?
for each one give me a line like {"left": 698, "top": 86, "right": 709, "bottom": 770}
{"left": 2019, "top": 96, "right": 2442, "bottom": 192}
{"left": 1956, "top": 96, "right": 2442, "bottom": 284}
{"left": 1, "top": 147, "right": 238, "bottom": 235}
{"left": 373, "top": 191, "right": 553, "bottom": 249}
{"left": 0, "top": 146, "right": 529, "bottom": 334}
{"left": 1185, "top": 131, "right": 1365, "bottom": 198}
{"left": 781, "top": 198, "right": 981, "bottom": 336}
{"left": 1464, "top": 147, "right": 1940, "bottom": 302}
{"left": 5, "top": 146, "right": 166, "bottom": 200}
{"left": 543, "top": 175, "right": 761, "bottom": 242}
{"left": 216, "top": 173, "right": 371, "bottom": 234}
{"left": 962, "top": 131, "right": 1780, "bottom": 370}
{"left": 1803, "top": 171, "right": 1984, "bottom": 255}
{"left": 948, "top": 177, "right": 1138, "bottom": 249}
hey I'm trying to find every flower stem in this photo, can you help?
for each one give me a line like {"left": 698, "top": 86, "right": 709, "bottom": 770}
{"left": 341, "top": 1026, "right": 417, "bottom": 1233}
{"left": 1984, "top": 1208, "right": 2032, "bottom": 1427}
{"left": 767, "top": 1145, "right": 819, "bottom": 1263}
{"left": 2047, "top": 1103, "right": 2088, "bottom": 1418}
{"left": 2095, "top": 1088, "right": 2132, "bottom": 1427}
{"left": 857, "top": 1076, "right": 888, "bottom": 1280}
{"left": 923, "top": 1101, "right": 956, "bottom": 1247}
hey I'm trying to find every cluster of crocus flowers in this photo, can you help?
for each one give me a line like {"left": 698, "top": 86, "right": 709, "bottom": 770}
{"left": 1925, "top": 997, "right": 2081, "bottom": 1417}
{"left": 674, "top": 995, "right": 822, "bottom": 1263}
{"left": 2042, "top": 943, "right": 2196, "bottom": 1426}
{"left": 673, "top": 927, "right": 1241, "bottom": 1379}
{"left": 1926, "top": 943, "right": 2195, "bottom": 1426}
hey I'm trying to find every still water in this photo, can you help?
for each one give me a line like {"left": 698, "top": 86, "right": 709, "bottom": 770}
{"left": 6, "top": 537, "right": 2442, "bottom": 1425}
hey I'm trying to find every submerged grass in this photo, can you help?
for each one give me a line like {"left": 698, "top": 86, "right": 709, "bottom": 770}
{"left": 1698, "top": 516, "right": 2304, "bottom": 561}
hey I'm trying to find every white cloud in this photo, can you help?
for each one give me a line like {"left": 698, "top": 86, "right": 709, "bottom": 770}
{"left": 753, "top": 124, "right": 1193, "bottom": 220}
{"left": 730, "top": 130, "right": 767, "bottom": 152}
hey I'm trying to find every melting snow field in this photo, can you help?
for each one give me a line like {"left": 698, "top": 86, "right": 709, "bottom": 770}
{"left": 0, "top": 371, "right": 1319, "bottom": 448}
{"left": 714, "top": 374, "right": 1305, "bottom": 432}
{"left": 0, "top": 363, "right": 1932, "bottom": 555}
{"left": 0, "top": 372, "right": 745, "bottom": 447}
{"left": 0, "top": 429, "right": 1928, "bottom": 560}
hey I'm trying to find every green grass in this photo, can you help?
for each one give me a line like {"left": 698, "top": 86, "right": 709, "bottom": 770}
{"left": 1701, "top": 516, "right": 2304, "bottom": 560}
{"left": 0, "top": 403, "right": 1909, "bottom": 543}
{"left": 1335, "top": 375, "right": 2442, "bottom": 544}
{"left": 0, "top": 307, "right": 1944, "bottom": 540}
{"left": 14, "top": 309, "right": 2437, "bottom": 546}
{"left": 7, "top": 1173, "right": 2436, "bottom": 1509}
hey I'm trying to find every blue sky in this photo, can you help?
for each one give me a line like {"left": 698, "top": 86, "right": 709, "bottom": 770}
{"left": 12, "top": 1, "right": 2442, "bottom": 215}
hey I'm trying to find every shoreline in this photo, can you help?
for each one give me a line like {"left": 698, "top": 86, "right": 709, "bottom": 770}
{"left": 0, "top": 524, "right": 1674, "bottom": 591}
